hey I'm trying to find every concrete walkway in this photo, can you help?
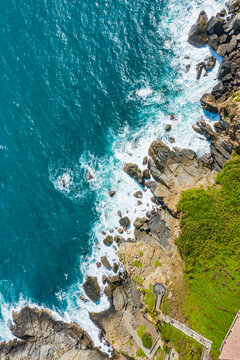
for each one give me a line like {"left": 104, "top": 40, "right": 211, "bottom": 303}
{"left": 161, "top": 314, "right": 212, "bottom": 358}
{"left": 125, "top": 322, "right": 164, "bottom": 359}
{"left": 125, "top": 322, "right": 152, "bottom": 359}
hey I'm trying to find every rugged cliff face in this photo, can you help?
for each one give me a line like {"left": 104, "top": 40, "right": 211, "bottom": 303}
{"left": 0, "top": 307, "right": 107, "bottom": 360}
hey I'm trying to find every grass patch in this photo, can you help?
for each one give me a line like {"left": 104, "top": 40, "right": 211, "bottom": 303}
{"left": 136, "top": 325, "right": 146, "bottom": 339}
{"left": 159, "top": 322, "right": 202, "bottom": 360}
{"left": 133, "top": 260, "right": 143, "bottom": 268}
{"left": 133, "top": 275, "right": 144, "bottom": 285}
{"left": 142, "top": 284, "right": 156, "bottom": 318}
{"left": 154, "top": 260, "right": 162, "bottom": 269}
{"left": 139, "top": 250, "right": 144, "bottom": 257}
{"left": 175, "top": 153, "right": 240, "bottom": 359}
{"left": 136, "top": 347, "right": 146, "bottom": 358}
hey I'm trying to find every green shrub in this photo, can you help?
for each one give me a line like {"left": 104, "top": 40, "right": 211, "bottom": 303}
{"left": 133, "top": 260, "right": 143, "bottom": 268}
{"left": 142, "top": 332, "right": 152, "bottom": 349}
{"left": 154, "top": 260, "right": 162, "bottom": 268}
{"left": 139, "top": 251, "right": 144, "bottom": 257}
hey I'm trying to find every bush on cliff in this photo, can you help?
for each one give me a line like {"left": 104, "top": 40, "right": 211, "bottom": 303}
{"left": 142, "top": 332, "right": 152, "bottom": 349}
{"left": 176, "top": 153, "right": 240, "bottom": 358}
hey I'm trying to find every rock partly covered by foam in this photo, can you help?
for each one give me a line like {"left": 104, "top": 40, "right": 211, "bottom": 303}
{"left": 83, "top": 276, "right": 101, "bottom": 303}
{"left": 187, "top": 11, "right": 208, "bottom": 47}
{"left": 0, "top": 306, "right": 106, "bottom": 360}
{"left": 124, "top": 163, "right": 144, "bottom": 185}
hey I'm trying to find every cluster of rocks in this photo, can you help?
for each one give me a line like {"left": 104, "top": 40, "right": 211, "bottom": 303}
{"left": 188, "top": 2, "right": 240, "bottom": 168}
{"left": 193, "top": 117, "right": 232, "bottom": 171}
{"left": 0, "top": 307, "right": 106, "bottom": 360}
{"left": 188, "top": 3, "right": 240, "bottom": 95}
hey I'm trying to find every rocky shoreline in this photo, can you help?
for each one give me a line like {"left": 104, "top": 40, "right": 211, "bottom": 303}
{"left": 1, "top": 1, "right": 240, "bottom": 359}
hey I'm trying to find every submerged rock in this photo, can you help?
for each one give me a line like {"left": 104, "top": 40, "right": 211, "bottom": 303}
{"left": 83, "top": 276, "right": 100, "bottom": 303}
{"left": 109, "top": 190, "right": 116, "bottom": 197}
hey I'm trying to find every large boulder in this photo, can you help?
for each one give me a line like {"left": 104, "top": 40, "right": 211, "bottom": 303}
{"left": 217, "top": 60, "right": 232, "bottom": 80}
{"left": 101, "top": 256, "right": 111, "bottom": 269}
{"left": 119, "top": 216, "right": 130, "bottom": 227}
{"left": 212, "top": 82, "right": 225, "bottom": 99}
{"left": 113, "top": 287, "right": 128, "bottom": 311}
{"left": 208, "top": 34, "right": 219, "bottom": 51}
{"left": 148, "top": 140, "right": 171, "bottom": 172}
{"left": 188, "top": 11, "right": 208, "bottom": 47}
{"left": 200, "top": 93, "right": 218, "bottom": 113}
{"left": 124, "top": 163, "right": 144, "bottom": 185}
{"left": 103, "top": 235, "right": 113, "bottom": 246}
{"left": 192, "top": 120, "right": 215, "bottom": 141}
{"left": 206, "top": 16, "right": 224, "bottom": 36}
{"left": 83, "top": 276, "right": 100, "bottom": 303}
{"left": 133, "top": 217, "right": 149, "bottom": 229}
{"left": 233, "top": 13, "right": 240, "bottom": 34}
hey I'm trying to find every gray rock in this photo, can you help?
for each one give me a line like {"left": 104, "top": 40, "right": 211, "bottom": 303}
{"left": 124, "top": 163, "right": 143, "bottom": 185}
{"left": 134, "top": 190, "right": 143, "bottom": 198}
{"left": 188, "top": 11, "right": 208, "bottom": 47}
{"left": 104, "top": 284, "right": 116, "bottom": 298}
{"left": 217, "top": 43, "right": 229, "bottom": 56}
{"left": 142, "top": 169, "right": 151, "bottom": 179}
{"left": 119, "top": 216, "right": 130, "bottom": 227}
{"left": 133, "top": 217, "right": 148, "bottom": 229}
{"left": 192, "top": 120, "right": 215, "bottom": 141}
{"left": 212, "top": 82, "right": 225, "bottom": 99}
{"left": 0, "top": 307, "right": 104, "bottom": 360}
{"left": 206, "top": 16, "right": 224, "bottom": 36}
{"left": 113, "top": 287, "right": 128, "bottom": 311}
{"left": 217, "top": 60, "right": 232, "bottom": 81}
{"left": 148, "top": 214, "right": 172, "bottom": 251}
{"left": 208, "top": 34, "right": 219, "bottom": 51}
{"left": 101, "top": 256, "right": 111, "bottom": 269}
{"left": 200, "top": 93, "right": 218, "bottom": 113}
{"left": 83, "top": 276, "right": 100, "bottom": 303}
{"left": 103, "top": 235, "right": 113, "bottom": 246}
{"left": 233, "top": 13, "right": 240, "bottom": 34}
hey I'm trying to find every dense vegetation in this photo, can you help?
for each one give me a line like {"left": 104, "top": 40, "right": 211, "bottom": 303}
{"left": 175, "top": 153, "right": 240, "bottom": 358}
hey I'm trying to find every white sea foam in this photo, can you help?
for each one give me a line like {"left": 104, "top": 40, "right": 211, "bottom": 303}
{"left": 0, "top": 0, "right": 226, "bottom": 354}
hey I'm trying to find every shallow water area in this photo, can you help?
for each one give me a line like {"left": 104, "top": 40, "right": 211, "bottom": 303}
{"left": 0, "top": 0, "right": 226, "bottom": 352}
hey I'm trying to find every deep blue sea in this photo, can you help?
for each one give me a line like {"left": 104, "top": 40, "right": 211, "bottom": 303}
{"left": 0, "top": 0, "right": 224, "bottom": 347}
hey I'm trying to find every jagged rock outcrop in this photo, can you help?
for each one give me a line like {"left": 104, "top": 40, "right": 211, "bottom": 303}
{"left": 0, "top": 306, "right": 106, "bottom": 360}
{"left": 188, "top": 11, "right": 208, "bottom": 47}
{"left": 83, "top": 276, "right": 101, "bottom": 303}
{"left": 147, "top": 140, "right": 217, "bottom": 212}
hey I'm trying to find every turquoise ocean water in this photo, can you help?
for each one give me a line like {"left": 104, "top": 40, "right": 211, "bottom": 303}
{"left": 0, "top": 0, "right": 224, "bottom": 349}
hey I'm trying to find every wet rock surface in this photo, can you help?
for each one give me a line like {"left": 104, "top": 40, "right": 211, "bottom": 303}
{"left": 189, "top": 4, "right": 240, "bottom": 167}
{"left": 0, "top": 306, "right": 106, "bottom": 360}
{"left": 83, "top": 276, "right": 101, "bottom": 303}
{"left": 188, "top": 11, "right": 208, "bottom": 47}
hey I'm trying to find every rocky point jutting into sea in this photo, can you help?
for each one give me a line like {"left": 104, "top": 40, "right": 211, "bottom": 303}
{"left": 1, "top": 1, "right": 240, "bottom": 360}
